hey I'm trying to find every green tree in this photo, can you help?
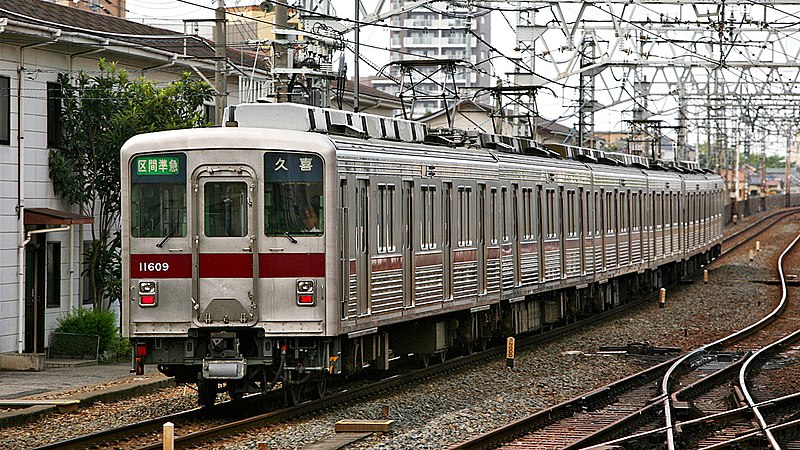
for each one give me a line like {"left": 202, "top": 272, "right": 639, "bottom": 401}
{"left": 49, "top": 60, "right": 212, "bottom": 309}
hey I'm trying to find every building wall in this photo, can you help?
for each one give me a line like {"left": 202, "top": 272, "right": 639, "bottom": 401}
{"left": 52, "top": 0, "right": 127, "bottom": 18}
{"left": 0, "top": 43, "right": 231, "bottom": 353}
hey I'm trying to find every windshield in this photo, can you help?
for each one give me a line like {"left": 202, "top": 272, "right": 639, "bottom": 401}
{"left": 130, "top": 154, "right": 186, "bottom": 238}
{"left": 264, "top": 153, "right": 323, "bottom": 236}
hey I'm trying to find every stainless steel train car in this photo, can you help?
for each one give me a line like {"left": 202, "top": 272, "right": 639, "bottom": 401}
{"left": 121, "top": 103, "right": 723, "bottom": 406}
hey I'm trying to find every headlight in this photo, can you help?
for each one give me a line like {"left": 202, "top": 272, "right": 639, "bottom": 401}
{"left": 297, "top": 280, "right": 314, "bottom": 292}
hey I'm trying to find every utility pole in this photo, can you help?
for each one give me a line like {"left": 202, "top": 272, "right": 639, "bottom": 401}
{"left": 760, "top": 137, "right": 767, "bottom": 212}
{"left": 214, "top": 0, "right": 227, "bottom": 124}
{"left": 677, "top": 83, "right": 687, "bottom": 161}
{"left": 787, "top": 132, "right": 793, "bottom": 207}
{"left": 353, "top": 0, "right": 360, "bottom": 112}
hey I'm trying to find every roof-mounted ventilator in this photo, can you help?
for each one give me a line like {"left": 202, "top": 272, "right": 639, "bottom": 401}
{"left": 424, "top": 128, "right": 471, "bottom": 147}
{"left": 224, "top": 103, "right": 426, "bottom": 143}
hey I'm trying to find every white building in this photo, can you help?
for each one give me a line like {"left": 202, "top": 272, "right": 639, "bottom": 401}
{"left": 371, "top": 1, "right": 493, "bottom": 118}
{"left": 0, "top": 0, "right": 270, "bottom": 355}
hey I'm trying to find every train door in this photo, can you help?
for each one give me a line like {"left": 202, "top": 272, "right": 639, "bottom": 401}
{"left": 578, "top": 187, "right": 586, "bottom": 276}
{"left": 340, "top": 178, "right": 350, "bottom": 319}
{"left": 559, "top": 187, "right": 567, "bottom": 277}
{"left": 536, "top": 185, "right": 545, "bottom": 282}
{"left": 443, "top": 182, "right": 453, "bottom": 301}
{"left": 478, "top": 183, "right": 487, "bottom": 295}
{"left": 402, "top": 180, "right": 415, "bottom": 308}
{"left": 192, "top": 165, "right": 258, "bottom": 327}
{"left": 512, "top": 183, "right": 521, "bottom": 286}
{"left": 355, "top": 179, "right": 371, "bottom": 316}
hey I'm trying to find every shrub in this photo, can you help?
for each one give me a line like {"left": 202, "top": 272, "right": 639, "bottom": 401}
{"left": 109, "top": 333, "right": 132, "bottom": 361}
{"left": 55, "top": 308, "right": 119, "bottom": 355}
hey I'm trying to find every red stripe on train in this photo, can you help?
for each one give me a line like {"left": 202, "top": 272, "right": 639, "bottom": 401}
{"left": 130, "top": 253, "right": 325, "bottom": 278}
{"left": 130, "top": 254, "right": 192, "bottom": 279}
{"left": 259, "top": 253, "right": 325, "bottom": 278}
{"left": 200, "top": 253, "right": 253, "bottom": 278}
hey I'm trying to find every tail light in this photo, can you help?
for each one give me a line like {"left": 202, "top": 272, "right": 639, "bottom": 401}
{"left": 136, "top": 341, "right": 148, "bottom": 357}
{"left": 138, "top": 280, "right": 158, "bottom": 307}
{"left": 296, "top": 279, "right": 316, "bottom": 306}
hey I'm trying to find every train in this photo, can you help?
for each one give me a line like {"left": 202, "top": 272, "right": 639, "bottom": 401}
{"left": 120, "top": 103, "right": 724, "bottom": 406}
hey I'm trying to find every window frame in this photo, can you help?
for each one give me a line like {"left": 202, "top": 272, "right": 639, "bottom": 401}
{"left": 0, "top": 76, "right": 9, "bottom": 145}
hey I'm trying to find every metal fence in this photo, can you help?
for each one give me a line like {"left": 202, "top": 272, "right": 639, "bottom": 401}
{"left": 725, "top": 194, "right": 800, "bottom": 225}
{"left": 47, "top": 332, "right": 100, "bottom": 361}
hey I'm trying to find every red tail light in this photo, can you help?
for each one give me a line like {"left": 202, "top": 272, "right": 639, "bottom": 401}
{"left": 298, "top": 294, "right": 314, "bottom": 304}
{"left": 136, "top": 342, "right": 147, "bottom": 357}
{"left": 140, "top": 295, "right": 156, "bottom": 305}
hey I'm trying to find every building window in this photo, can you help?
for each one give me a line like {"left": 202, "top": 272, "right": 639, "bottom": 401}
{"left": 46, "top": 242, "right": 61, "bottom": 308}
{"left": 82, "top": 241, "right": 94, "bottom": 305}
{"left": 47, "top": 82, "right": 63, "bottom": 148}
{"left": 0, "top": 76, "right": 9, "bottom": 145}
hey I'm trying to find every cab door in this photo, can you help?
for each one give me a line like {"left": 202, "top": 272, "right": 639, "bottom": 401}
{"left": 192, "top": 165, "right": 258, "bottom": 327}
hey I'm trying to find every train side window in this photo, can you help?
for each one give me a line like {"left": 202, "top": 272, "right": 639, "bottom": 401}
{"left": 522, "top": 187, "right": 533, "bottom": 240}
{"left": 546, "top": 189, "right": 556, "bottom": 238}
{"left": 619, "top": 192, "right": 627, "bottom": 233}
{"left": 567, "top": 190, "right": 576, "bottom": 237}
{"left": 377, "top": 184, "right": 396, "bottom": 253}
{"left": 490, "top": 188, "right": 497, "bottom": 245}
{"left": 458, "top": 186, "right": 472, "bottom": 247}
{"left": 585, "top": 190, "right": 592, "bottom": 237}
{"left": 130, "top": 153, "right": 186, "bottom": 239}
{"left": 512, "top": 184, "right": 519, "bottom": 242}
{"left": 605, "top": 191, "right": 613, "bottom": 234}
{"left": 421, "top": 185, "right": 437, "bottom": 250}
{"left": 501, "top": 187, "right": 508, "bottom": 242}
{"left": 357, "top": 182, "right": 368, "bottom": 253}
{"left": 536, "top": 186, "right": 544, "bottom": 241}
{"left": 597, "top": 190, "right": 604, "bottom": 237}
{"left": 478, "top": 184, "right": 485, "bottom": 245}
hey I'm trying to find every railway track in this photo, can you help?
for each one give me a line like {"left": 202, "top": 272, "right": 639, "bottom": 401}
{"left": 36, "top": 208, "right": 798, "bottom": 450}
{"left": 450, "top": 210, "right": 800, "bottom": 450}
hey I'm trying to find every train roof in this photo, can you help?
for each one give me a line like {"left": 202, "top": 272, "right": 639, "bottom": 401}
{"left": 224, "top": 103, "right": 711, "bottom": 176}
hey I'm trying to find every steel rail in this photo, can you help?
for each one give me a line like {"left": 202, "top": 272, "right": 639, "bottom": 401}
{"left": 662, "top": 228, "right": 800, "bottom": 449}
{"left": 737, "top": 232, "right": 800, "bottom": 450}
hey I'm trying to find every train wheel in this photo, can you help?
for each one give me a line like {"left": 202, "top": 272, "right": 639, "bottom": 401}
{"left": 417, "top": 353, "right": 432, "bottom": 368}
{"left": 227, "top": 381, "right": 244, "bottom": 401}
{"left": 465, "top": 341, "right": 474, "bottom": 355}
{"left": 197, "top": 378, "right": 218, "bottom": 408}
{"left": 283, "top": 372, "right": 304, "bottom": 406}
{"left": 313, "top": 373, "right": 328, "bottom": 399}
{"left": 284, "top": 383, "right": 303, "bottom": 406}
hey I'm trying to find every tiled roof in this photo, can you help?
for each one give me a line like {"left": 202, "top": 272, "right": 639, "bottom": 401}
{"left": 0, "top": 0, "right": 268, "bottom": 72}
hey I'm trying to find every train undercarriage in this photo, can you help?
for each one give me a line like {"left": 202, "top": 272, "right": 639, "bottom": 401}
{"left": 134, "top": 246, "right": 720, "bottom": 407}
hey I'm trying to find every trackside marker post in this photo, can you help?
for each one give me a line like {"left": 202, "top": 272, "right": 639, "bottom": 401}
{"left": 163, "top": 422, "right": 174, "bottom": 450}
{"left": 659, "top": 288, "right": 666, "bottom": 309}
{"left": 756, "top": 240, "right": 761, "bottom": 251}
{"left": 704, "top": 270, "right": 708, "bottom": 284}
{"left": 506, "top": 337, "right": 515, "bottom": 369}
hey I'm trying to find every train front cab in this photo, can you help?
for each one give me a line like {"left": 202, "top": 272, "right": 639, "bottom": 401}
{"left": 121, "top": 129, "right": 339, "bottom": 406}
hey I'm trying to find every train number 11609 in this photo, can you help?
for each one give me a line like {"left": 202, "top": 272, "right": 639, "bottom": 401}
{"left": 139, "top": 262, "right": 170, "bottom": 272}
